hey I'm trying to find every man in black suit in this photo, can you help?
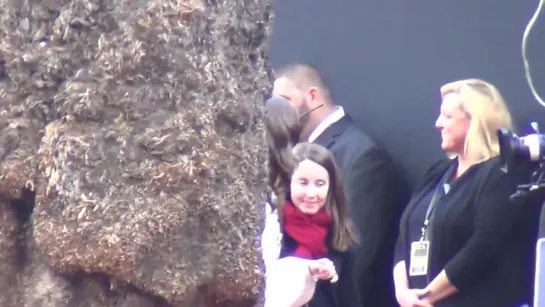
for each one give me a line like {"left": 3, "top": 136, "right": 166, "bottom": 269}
{"left": 272, "top": 62, "right": 408, "bottom": 307}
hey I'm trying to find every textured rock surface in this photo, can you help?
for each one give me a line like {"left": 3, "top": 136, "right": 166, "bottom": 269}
{"left": 0, "top": 0, "right": 272, "bottom": 306}
{"left": 0, "top": 201, "right": 21, "bottom": 306}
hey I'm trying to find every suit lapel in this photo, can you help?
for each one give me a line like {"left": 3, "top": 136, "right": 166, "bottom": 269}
{"left": 312, "top": 116, "right": 352, "bottom": 149}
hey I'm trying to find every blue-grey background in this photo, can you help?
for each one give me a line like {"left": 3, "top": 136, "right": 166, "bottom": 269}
{"left": 268, "top": 0, "right": 545, "bottom": 184}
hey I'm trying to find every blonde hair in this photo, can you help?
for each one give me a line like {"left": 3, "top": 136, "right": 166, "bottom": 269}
{"left": 440, "top": 79, "right": 514, "bottom": 164}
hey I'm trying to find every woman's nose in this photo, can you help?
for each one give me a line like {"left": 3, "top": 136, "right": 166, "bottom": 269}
{"left": 304, "top": 186, "right": 319, "bottom": 198}
{"left": 435, "top": 117, "right": 443, "bottom": 129}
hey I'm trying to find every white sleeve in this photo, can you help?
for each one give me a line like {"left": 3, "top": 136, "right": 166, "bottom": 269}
{"left": 261, "top": 203, "right": 282, "bottom": 268}
{"left": 264, "top": 257, "right": 317, "bottom": 307}
{"left": 261, "top": 204, "right": 317, "bottom": 307}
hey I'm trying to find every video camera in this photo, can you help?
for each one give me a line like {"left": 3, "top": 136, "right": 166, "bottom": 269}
{"left": 498, "top": 123, "right": 545, "bottom": 202}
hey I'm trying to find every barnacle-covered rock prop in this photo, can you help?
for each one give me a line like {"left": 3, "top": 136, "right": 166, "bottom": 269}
{"left": 0, "top": 0, "right": 272, "bottom": 306}
{"left": 0, "top": 201, "right": 21, "bottom": 306}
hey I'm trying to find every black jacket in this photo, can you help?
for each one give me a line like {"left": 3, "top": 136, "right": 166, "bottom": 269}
{"left": 395, "top": 157, "right": 540, "bottom": 307}
{"left": 314, "top": 115, "right": 409, "bottom": 307}
{"left": 280, "top": 232, "right": 360, "bottom": 307}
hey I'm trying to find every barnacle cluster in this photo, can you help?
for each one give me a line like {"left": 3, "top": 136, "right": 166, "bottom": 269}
{"left": 0, "top": 0, "right": 272, "bottom": 306}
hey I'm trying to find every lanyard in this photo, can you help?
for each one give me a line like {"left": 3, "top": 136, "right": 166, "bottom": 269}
{"left": 419, "top": 166, "right": 455, "bottom": 241}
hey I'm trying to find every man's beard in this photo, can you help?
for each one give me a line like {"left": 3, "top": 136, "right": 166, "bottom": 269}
{"left": 297, "top": 101, "right": 311, "bottom": 128}
{"left": 297, "top": 98, "right": 322, "bottom": 141}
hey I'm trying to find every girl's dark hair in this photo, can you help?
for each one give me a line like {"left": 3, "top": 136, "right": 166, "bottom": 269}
{"left": 285, "top": 142, "right": 358, "bottom": 251}
{"left": 263, "top": 96, "right": 302, "bottom": 193}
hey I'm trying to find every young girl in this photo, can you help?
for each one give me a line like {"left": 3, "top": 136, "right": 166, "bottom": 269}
{"left": 262, "top": 96, "right": 361, "bottom": 307}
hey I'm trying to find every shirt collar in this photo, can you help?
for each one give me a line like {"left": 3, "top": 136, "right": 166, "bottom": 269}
{"left": 308, "top": 106, "right": 345, "bottom": 143}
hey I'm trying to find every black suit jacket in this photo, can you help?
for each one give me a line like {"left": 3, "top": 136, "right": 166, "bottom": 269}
{"left": 314, "top": 115, "right": 408, "bottom": 307}
{"left": 395, "top": 157, "right": 540, "bottom": 307}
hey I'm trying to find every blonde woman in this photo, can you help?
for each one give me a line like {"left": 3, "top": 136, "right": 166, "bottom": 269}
{"left": 393, "top": 79, "right": 541, "bottom": 307}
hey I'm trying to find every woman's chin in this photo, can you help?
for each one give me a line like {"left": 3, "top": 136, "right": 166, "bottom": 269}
{"left": 300, "top": 207, "right": 319, "bottom": 215}
{"left": 441, "top": 142, "right": 453, "bottom": 152}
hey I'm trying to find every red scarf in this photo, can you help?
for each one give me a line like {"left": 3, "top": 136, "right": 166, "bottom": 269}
{"left": 283, "top": 201, "right": 332, "bottom": 259}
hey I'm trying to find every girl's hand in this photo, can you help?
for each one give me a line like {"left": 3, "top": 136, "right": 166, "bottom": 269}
{"left": 308, "top": 258, "right": 338, "bottom": 282}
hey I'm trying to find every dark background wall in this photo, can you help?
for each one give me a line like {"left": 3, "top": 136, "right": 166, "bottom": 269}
{"left": 268, "top": 0, "right": 545, "bottom": 184}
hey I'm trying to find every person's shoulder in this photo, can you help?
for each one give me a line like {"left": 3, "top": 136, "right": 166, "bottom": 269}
{"left": 473, "top": 156, "right": 510, "bottom": 183}
{"left": 473, "top": 156, "right": 530, "bottom": 190}
{"left": 410, "top": 158, "right": 452, "bottom": 192}
{"left": 477, "top": 156, "right": 502, "bottom": 171}
{"left": 460, "top": 156, "right": 529, "bottom": 204}
{"left": 476, "top": 156, "right": 532, "bottom": 179}
{"left": 341, "top": 117, "right": 376, "bottom": 145}
{"left": 337, "top": 120, "right": 389, "bottom": 158}
{"left": 421, "top": 158, "right": 453, "bottom": 181}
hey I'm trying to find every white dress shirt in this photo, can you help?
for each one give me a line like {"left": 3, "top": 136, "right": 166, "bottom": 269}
{"left": 307, "top": 106, "right": 345, "bottom": 143}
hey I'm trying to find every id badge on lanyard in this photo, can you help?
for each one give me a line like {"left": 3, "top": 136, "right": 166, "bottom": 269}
{"left": 408, "top": 181, "right": 450, "bottom": 277}
{"left": 409, "top": 240, "right": 430, "bottom": 276}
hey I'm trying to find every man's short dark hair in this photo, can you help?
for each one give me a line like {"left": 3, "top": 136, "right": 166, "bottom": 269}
{"left": 275, "top": 62, "right": 330, "bottom": 95}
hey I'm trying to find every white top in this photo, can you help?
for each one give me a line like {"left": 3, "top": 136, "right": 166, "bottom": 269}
{"left": 261, "top": 203, "right": 317, "bottom": 307}
{"left": 308, "top": 106, "right": 345, "bottom": 143}
{"left": 262, "top": 203, "right": 282, "bottom": 269}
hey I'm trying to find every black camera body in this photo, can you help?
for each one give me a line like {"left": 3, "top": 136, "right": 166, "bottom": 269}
{"left": 497, "top": 128, "right": 545, "bottom": 202}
